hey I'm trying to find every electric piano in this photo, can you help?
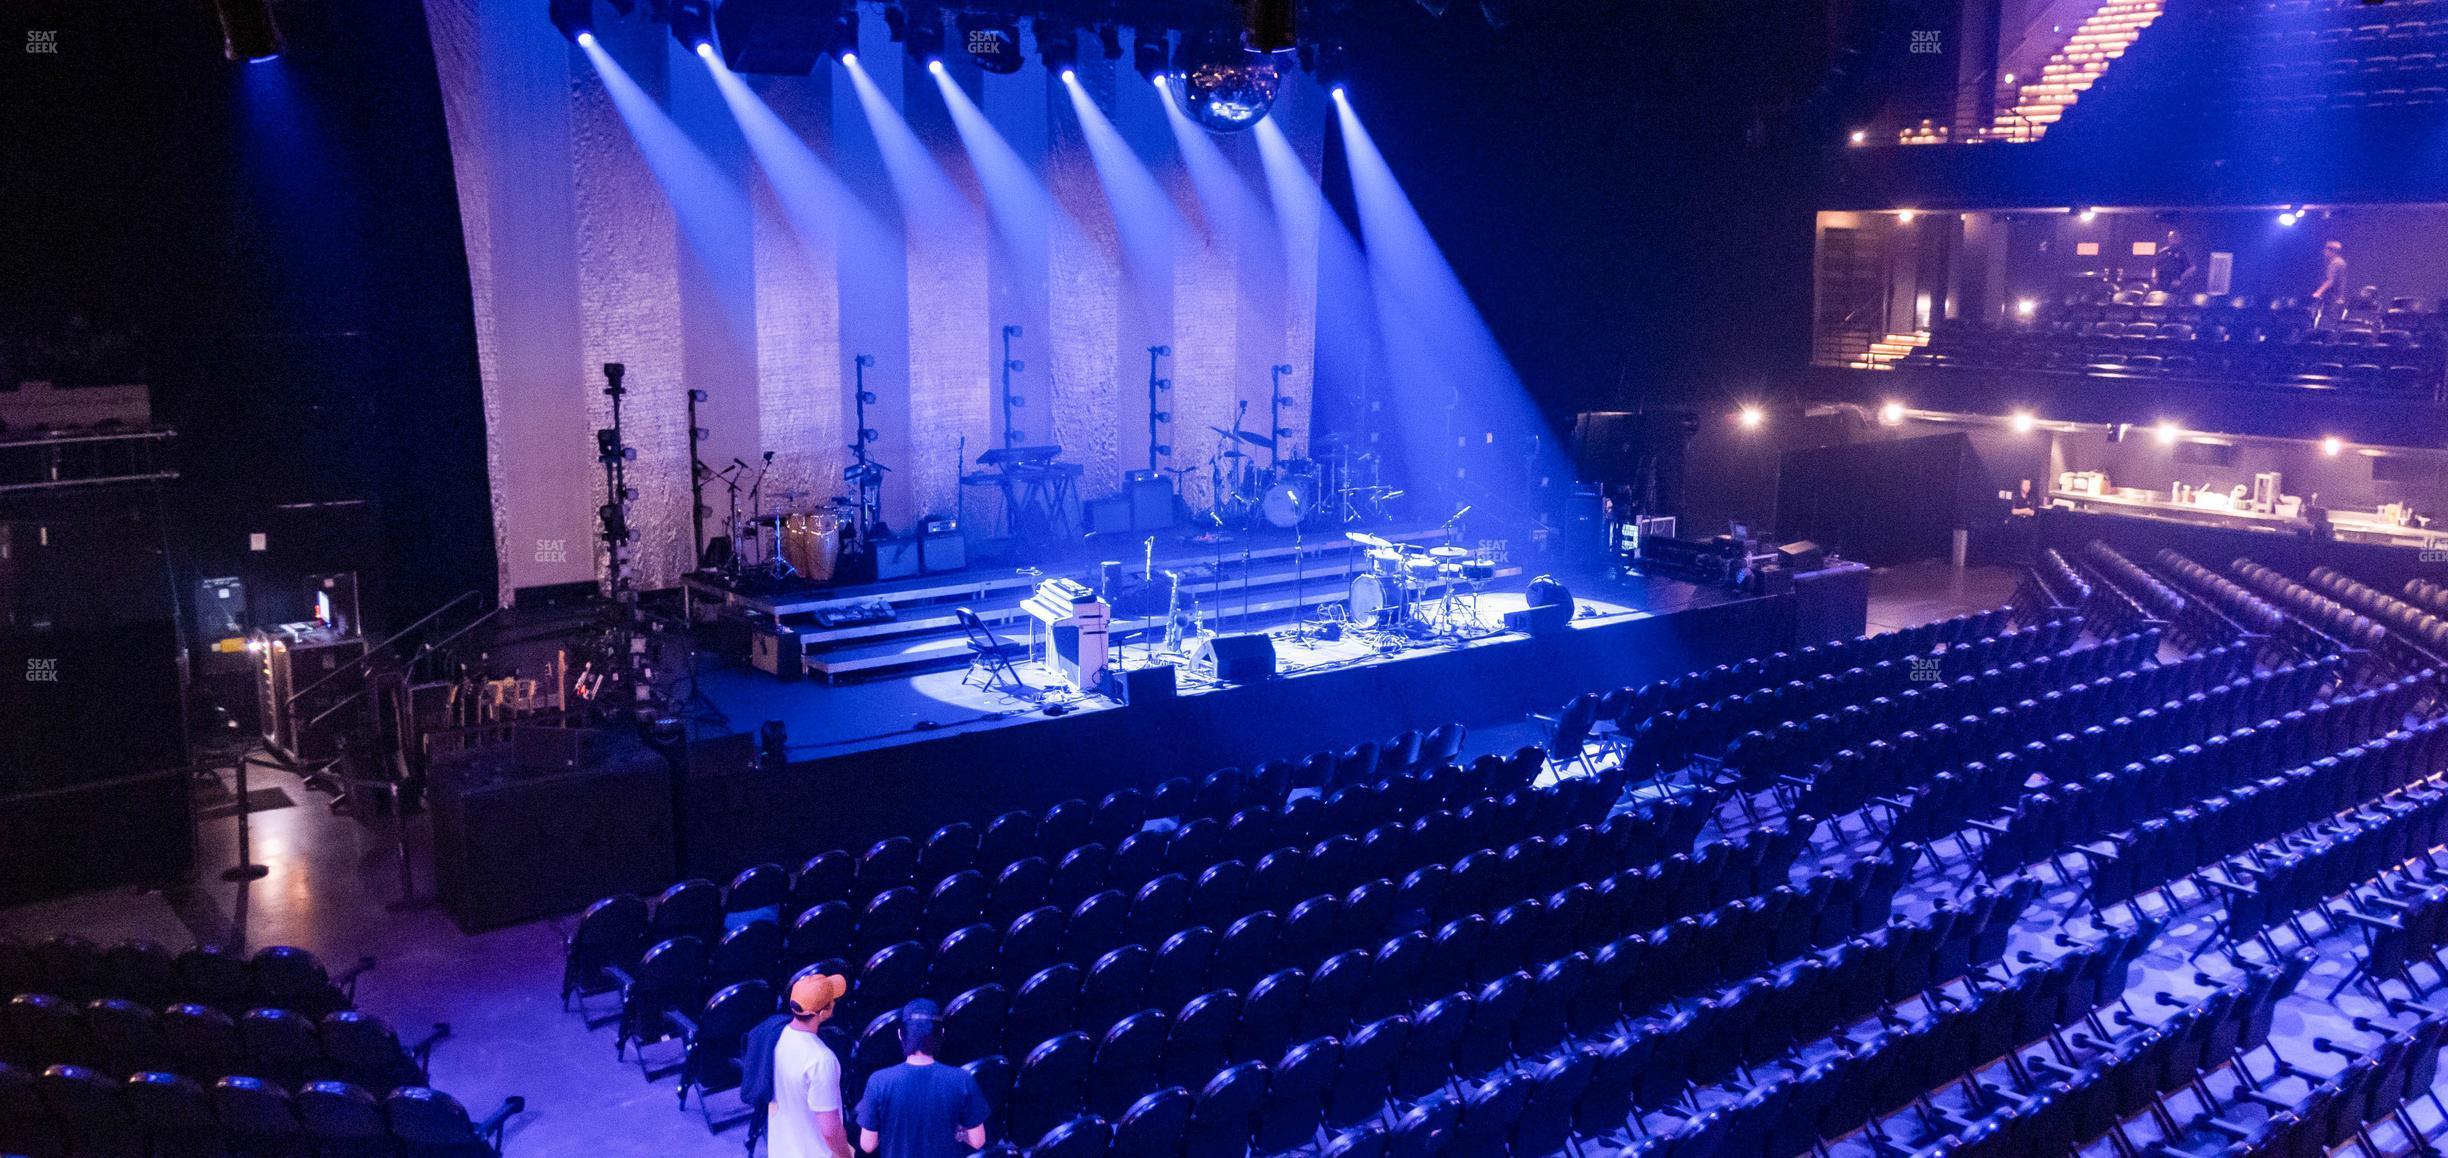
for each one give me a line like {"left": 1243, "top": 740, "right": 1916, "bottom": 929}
{"left": 1021, "top": 576, "right": 1110, "bottom": 692}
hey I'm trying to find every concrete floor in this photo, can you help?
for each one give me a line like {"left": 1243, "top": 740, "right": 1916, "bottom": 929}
{"left": 3, "top": 562, "right": 2035, "bottom": 1157}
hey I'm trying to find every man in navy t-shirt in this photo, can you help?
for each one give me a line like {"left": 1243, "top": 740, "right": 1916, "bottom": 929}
{"left": 857, "top": 1000, "right": 990, "bottom": 1158}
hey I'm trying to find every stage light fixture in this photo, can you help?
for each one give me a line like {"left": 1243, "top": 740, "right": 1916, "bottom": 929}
{"left": 928, "top": 57, "right": 946, "bottom": 75}
{"left": 551, "top": 0, "right": 596, "bottom": 44}
{"left": 2278, "top": 207, "right": 2300, "bottom": 226}
{"left": 903, "top": 7, "right": 944, "bottom": 63}
{"left": 1878, "top": 401, "right": 1906, "bottom": 426}
{"left": 841, "top": 50, "right": 857, "bottom": 64}
{"left": 2011, "top": 411, "right": 2037, "bottom": 434}
{"left": 1737, "top": 405, "right": 1765, "bottom": 430}
{"left": 2323, "top": 436, "right": 2345, "bottom": 456}
{"left": 1332, "top": 85, "right": 1347, "bottom": 101}
{"left": 2077, "top": 206, "right": 2096, "bottom": 222}
{"left": 827, "top": 8, "right": 859, "bottom": 60}
{"left": 1896, "top": 210, "right": 1917, "bottom": 224}
{"left": 1132, "top": 28, "right": 1171, "bottom": 82}
{"left": 217, "top": 0, "right": 285, "bottom": 61}
{"left": 1848, "top": 130, "right": 1866, "bottom": 145}
{"left": 2015, "top": 298, "right": 2037, "bottom": 318}
{"left": 2002, "top": 72, "right": 2016, "bottom": 84}
{"left": 711, "top": 0, "right": 838, "bottom": 73}
{"left": 1246, "top": 0, "right": 1297, "bottom": 54}
{"left": 1035, "top": 20, "right": 1079, "bottom": 75}
{"left": 669, "top": 0, "right": 714, "bottom": 54}
{"left": 2154, "top": 421, "right": 2179, "bottom": 446}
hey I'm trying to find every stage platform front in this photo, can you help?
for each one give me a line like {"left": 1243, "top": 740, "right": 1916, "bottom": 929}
{"left": 429, "top": 560, "right": 1869, "bottom": 928}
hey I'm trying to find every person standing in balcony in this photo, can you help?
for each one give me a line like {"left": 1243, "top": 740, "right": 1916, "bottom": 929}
{"left": 2313, "top": 240, "right": 2349, "bottom": 325}
{"left": 2153, "top": 229, "right": 2195, "bottom": 293}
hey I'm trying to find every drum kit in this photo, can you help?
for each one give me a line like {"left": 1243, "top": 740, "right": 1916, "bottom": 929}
{"left": 1198, "top": 415, "right": 1402, "bottom": 534}
{"left": 1339, "top": 532, "right": 1500, "bottom": 640}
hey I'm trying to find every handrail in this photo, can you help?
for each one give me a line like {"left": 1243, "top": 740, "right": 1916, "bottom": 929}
{"left": 287, "top": 590, "right": 486, "bottom": 707}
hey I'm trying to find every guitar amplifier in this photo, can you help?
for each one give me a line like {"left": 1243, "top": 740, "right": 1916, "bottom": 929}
{"left": 921, "top": 527, "right": 966, "bottom": 574}
{"left": 875, "top": 536, "right": 924, "bottom": 580}
{"left": 750, "top": 626, "right": 805, "bottom": 679}
{"left": 1125, "top": 474, "right": 1177, "bottom": 531}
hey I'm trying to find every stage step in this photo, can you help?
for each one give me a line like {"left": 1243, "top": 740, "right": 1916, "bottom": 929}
{"left": 802, "top": 563, "right": 1526, "bottom": 680}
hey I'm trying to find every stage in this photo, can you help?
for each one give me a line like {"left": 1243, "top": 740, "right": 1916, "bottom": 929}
{"left": 426, "top": 557, "right": 1868, "bottom": 927}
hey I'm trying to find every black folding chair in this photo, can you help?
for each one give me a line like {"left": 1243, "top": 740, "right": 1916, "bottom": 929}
{"left": 957, "top": 607, "right": 1028, "bottom": 692}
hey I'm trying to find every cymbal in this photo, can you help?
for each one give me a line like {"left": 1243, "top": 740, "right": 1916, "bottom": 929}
{"left": 1210, "top": 426, "right": 1277, "bottom": 449}
{"left": 1343, "top": 531, "right": 1393, "bottom": 549}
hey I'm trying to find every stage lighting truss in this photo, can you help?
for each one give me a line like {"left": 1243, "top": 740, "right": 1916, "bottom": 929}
{"left": 1034, "top": 20, "right": 1079, "bottom": 76}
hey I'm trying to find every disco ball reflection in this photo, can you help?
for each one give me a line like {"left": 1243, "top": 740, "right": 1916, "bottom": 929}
{"left": 1180, "top": 52, "right": 1284, "bottom": 133}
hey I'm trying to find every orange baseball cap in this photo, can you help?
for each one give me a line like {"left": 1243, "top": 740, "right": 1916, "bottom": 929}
{"left": 789, "top": 972, "right": 848, "bottom": 1017}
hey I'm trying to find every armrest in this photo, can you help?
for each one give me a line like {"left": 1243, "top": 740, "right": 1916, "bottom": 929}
{"left": 411, "top": 1022, "right": 453, "bottom": 1069}
{"left": 1528, "top": 713, "right": 1559, "bottom": 727}
{"left": 604, "top": 964, "right": 637, "bottom": 989}
{"left": 666, "top": 1009, "right": 700, "bottom": 1039}
{"left": 2198, "top": 876, "right": 2257, "bottom": 897}
{"left": 336, "top": 955, "right": 378, "bottom": 998}
{"left": 2335, "top": 910, "right": 2403, "bottom": 933}
{"left": 1966, "top": 818, "right": 2011, "bottom": 836}
{"left": 478, "top": 1096, "right": 526, "bottom": 1144}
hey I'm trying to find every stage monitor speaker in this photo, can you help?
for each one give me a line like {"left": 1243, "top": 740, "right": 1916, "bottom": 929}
{"left": 875, "top": 536, "right": 924, "bottom": 580}
{"left": 1109, "top": 663, "right": 1177, "bottom": 705}
{"left": 1502, "top": 602, "right": 1573, "bottom": 635}
{"left": 1777, "top": 540, "right": 1826, "bottom": 573}
{"left": 1191, "top": 633, "right": 1275, "bottom": 682}
{"left": 750, "top": 626, "right": 804, "bottom": 678}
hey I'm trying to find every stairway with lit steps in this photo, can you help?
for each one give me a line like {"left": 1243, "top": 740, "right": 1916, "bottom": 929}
{"left": 1976, "top": 0, "right": 2161, "bottom": 141}
{"left": 1848, "top": 331, "right": 1928, "bottom": 370}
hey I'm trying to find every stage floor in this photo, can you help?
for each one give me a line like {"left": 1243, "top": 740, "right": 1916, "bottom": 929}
{"left": 683, "top": 563, "right": 1736, "bottom": 761}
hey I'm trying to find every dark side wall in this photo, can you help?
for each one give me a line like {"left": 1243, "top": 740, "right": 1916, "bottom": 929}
{"left": 4, "top": 0, "right": 493, "bottom": 630}
{"left": 1329, "top": 2, "right": 1841, "bottom": 430}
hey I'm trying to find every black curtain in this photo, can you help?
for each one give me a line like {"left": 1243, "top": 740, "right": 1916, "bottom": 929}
{"left": 1776, "top": 432, "right": 1968, "bottom": 566}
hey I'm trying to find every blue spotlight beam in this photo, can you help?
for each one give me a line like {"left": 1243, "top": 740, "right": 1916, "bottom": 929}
{"left": 1062, "top": 73, "right": 1185, "bottom": 288}
{"left": 843, "top": 55, "right": 976, "bottom": 234}
{"left": 1157, "top": 76, "right": 1266, "bottom": 240}
{"left": 1332, "top": 94, "right": 1565, "bottom": 520}
{"left": 578, "top": 36, "right": 750, "bottom": 278}
{"left": 701, "top": 53, "right": 892, "bottom": 258}
{"left": 931, "top": 65, "right": 1065, "bottom": 281}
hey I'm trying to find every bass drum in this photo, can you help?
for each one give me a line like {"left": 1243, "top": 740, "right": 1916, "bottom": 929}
{"left": 1348, "top": 573, "right": 1410, "bottom": 628}
{"left": 1260, "top": 475, "right": 1315, "bottom": 529}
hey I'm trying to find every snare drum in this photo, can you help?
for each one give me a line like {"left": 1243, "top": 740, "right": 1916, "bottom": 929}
{"left": 1368, "top": 549, "right": 1406, "bottom": 578}
{"left": 1404, "top": 555, "right": 1442, "bottom": 583}
{"left": 1462, "top": 557, "right": 1498, "bottom": 583}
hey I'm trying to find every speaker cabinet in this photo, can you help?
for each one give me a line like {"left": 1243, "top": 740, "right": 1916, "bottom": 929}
{"left": 750, "top": 626, "right": 804, "bottom": 679}
{"left": 1109, "top": 662, "right": 1177, "bottom": 705}
{"left": 1190, "top": 633, "right": 1276, "bottom": 682}
{"left": 1502, "top": 602, "right": 1573, "bottom": 635}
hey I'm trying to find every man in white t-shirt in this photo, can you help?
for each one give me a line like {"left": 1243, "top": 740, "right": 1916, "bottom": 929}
{"left": 769, "top": 972, "right": 852, "bottom": 1158}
